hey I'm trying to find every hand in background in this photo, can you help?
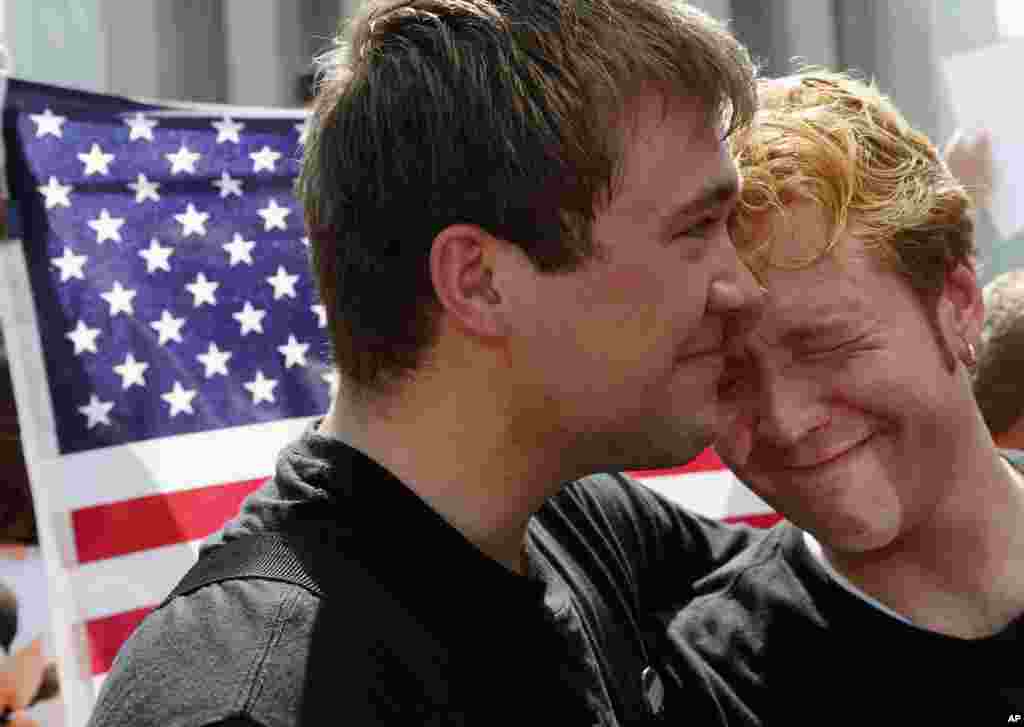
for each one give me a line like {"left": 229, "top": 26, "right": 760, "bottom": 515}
{"left": 1, "top": 707, "right": 39, "bottom": 727}
{"left": 944, "top": 129, "right": 993, "bottom": 209}
{"left": 0, "top": 637, "right": 48, "bottom": 727}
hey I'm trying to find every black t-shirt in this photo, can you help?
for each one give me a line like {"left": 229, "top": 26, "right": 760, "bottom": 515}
{"left": 657, "top": 521, "right": 1024, "bottom": 725}
{"left": 87, "top": 427, "right": 758, "bottom": 727}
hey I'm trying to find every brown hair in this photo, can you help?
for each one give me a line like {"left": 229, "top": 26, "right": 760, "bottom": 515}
{"left": 975, "top": 270, "right": 1024, "bottom": 436}
{"left": 298, "top": 0, "right": 756, "bottom": 396}
{"left": 729, "top": 69, "right": 973, "bottom": 297}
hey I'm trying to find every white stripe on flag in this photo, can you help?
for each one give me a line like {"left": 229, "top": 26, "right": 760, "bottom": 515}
{"left": 636, "top": 469, "right": 771, "bottom": 519}
{"left": 39, "top": 416, "right": 313, "bottom": 513}
{"left": 72, "top": 540, "right": 202, "bottom": 624}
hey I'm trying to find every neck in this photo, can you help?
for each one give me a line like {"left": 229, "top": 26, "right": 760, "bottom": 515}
{"left": 319, "top": 371, "right": 579, "bottom": 576}
{"left": 825, "top": 446, "right": 1024, "bottom": 638}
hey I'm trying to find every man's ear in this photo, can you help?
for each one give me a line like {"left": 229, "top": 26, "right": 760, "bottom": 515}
{"left": 935, "top": 261, "right": 984, "bottom": 371}
{"left": 429, "top": 224, "right": 505, "bottom": 339}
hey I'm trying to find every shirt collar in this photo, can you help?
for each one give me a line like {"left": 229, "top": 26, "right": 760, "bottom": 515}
{"left": 279, "top": 422, "right": 551, "bottom": 610}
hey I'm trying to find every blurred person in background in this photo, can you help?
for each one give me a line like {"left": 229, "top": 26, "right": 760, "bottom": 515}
{"left": 944, "top": 128, "right": 1024, "bottom": 285}
{"left": 295, "top": 70, "right": 316, "bottom": 109}
{"left": 944, "top": 128, "right": 993, "bottom": 210}
{"left": 0, "top": 635, "right": 56, "bottom": 727}
{"left": 974, "top": 269, "right": 1024, "bottom": 463}
{"left": 655, "top": 70, "right": 1024, "bottom": 723}
{"left": 944, "top": 132, "right": 1024, "bottom": 461}
{"left": 0, "top": 349, "right": 37, "bottom": 549}
{"left": 0, "top": 355, "right": 59, "bottom": 727}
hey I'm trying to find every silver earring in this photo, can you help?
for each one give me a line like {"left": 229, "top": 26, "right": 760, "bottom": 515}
{"left": 964, "top": 341, "right": 977, "bottom": 368}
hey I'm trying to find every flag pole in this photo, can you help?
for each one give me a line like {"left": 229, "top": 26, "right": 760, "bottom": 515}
{"left": 0, "top": 47, "right": 96, "bottom": 727}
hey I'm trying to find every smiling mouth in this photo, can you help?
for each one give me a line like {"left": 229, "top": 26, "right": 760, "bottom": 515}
{"left": 778, "top": 433, "right": 876, "bottom": 472}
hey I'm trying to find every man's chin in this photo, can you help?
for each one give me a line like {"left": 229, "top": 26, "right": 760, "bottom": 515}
{"left": 809, "top": 519, "right": 900, "bottom": 556}
{"left": 649, "top": 427, "right": 716, "bottom": 471}
{"left": 597, "top": 414, "right": 717, "bottom": 473}
{"left": 712, "top": 438, "right": 751, "bottom": 473}
{"left": 624, "top": 456, "right": 695, "bottom": 475}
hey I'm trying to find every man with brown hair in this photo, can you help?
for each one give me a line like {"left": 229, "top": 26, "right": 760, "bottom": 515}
{"left": 975, "top": 269, "right": 1024, "bottom": 462}
{"left": 0, "top": 356, "right": 59, "bottom": 727}
{"left": 88, "top": 1, "right": 764, "bottom": 725}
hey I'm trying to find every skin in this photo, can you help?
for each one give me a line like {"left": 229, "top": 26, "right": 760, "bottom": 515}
{"left": 0, "top": 636, "right": 47, "bottom": 727}
{"left": 320, "top": 91, "right": 764, "bottom": 573}
{"left": 716, "top": 200, "right": 1024, "bottom": 637}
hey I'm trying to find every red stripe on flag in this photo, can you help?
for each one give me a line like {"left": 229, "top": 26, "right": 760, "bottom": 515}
{"left": 724, "top": 512, "right": 782, "bottom": 529}
{"left": 627, "top": 446, "right": 725, "bottom": 478}
{"left": 72, "top": 477, "right": 267, "bottom": 564}
{"left": 87, "top": 605, "right": 153, "bottom": 676}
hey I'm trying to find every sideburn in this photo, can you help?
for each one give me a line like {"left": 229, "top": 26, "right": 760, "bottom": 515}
{"left": 920, "top": 289, "right": 959, "bottom": 375}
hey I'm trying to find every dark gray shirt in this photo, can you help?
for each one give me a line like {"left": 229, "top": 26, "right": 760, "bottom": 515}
{"left": 87, "top": 427, "right": 757, "bottom": 726}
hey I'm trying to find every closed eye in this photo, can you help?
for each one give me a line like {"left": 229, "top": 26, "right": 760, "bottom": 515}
{"left": 678, "top": 214, "right": 726, "bottom": 239}
{"left": 799, "top": 334, "right": 871, "bottom": 360}
{"left": 802, "top": 342, "right": 847, "bottom": 358}
{"left": 717, "top": 371, "right": 747, "bottom": 399}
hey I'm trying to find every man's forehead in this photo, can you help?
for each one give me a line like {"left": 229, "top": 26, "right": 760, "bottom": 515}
{"left": 760, "top": 284, "right": 872, "bottom": 344}
{"left": 608, "top": 97, "right": 737, "bottom": 220}
{"left": 746, "top": 202, "right": 833, "bottom": 264}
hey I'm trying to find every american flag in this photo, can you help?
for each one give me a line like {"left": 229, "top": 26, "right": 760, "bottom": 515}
{"left": 12, "top": 81, "right": 328, "bottom": 454}
{"left": 0, "top": 78, "right": 773, "bottom": 726}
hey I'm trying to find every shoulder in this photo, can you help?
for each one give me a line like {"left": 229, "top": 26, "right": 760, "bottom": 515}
{"left": 550, "top": 471, "right": 758, "bottom": 538}
{"left": 89, "top": 535, "right": 462, "bottom": 727}
{"left": 535, "top": 472, "right": 674, "bottom": 571}
{"left": 543, "top": 472, "right": 655, "bottom": 528}
{"left": 547, "top": 472, "right": 763, "bottom": 563}
{"left": 545, "top": 471, "right": 705, "bottom": 536}
{"left": 89, "top": 577, "right": 322, "bottom": 727}
{"left": 653, "top": 525, "right": 822, "bottom": 719}
{"left": 665, "top": 524, "right": 827, "bottom": 671}
{"left": 677, "top": 524, "right": 821, "bottom": 623}
{"left": 536, "top": 473, "right": 774, "bottom": 617}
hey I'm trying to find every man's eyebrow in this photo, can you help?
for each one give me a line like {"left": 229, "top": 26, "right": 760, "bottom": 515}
{"left": 778, "top": 316, "right": 857, "bottom": 348}
{"left": 661, "top": 178, "right": 739, "bottom": 227}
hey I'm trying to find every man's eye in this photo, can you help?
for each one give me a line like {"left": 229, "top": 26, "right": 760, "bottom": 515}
{"left": 800, "top": 344, "right": 843, "bottom": 360}
{"left": 718, "top": 373, "right": 746, "bottom": 397}
{"left": 802, "top": 339, "right": 862, "bottom": 360}
{"left": 718, "top": 357, "right": 753, "bottom": 397}
{"left": 679, "top": 215, "right": 723, "bottom": 239}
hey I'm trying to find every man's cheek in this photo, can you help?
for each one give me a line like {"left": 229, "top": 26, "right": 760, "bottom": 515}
{"left": 714, "top": 411, "right": 754, "bottom": 470}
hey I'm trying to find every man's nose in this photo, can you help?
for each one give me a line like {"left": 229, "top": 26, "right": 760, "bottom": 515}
{"left": 754, "top": 374, "right": 829, "bottom": 448}
{"left": 710, "top": 257, "right": 765, "bottom": 352}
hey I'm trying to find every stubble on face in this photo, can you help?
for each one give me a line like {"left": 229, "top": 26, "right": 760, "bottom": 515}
{"left": 501, "top": 93, "right": 745, "bottom": 476}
